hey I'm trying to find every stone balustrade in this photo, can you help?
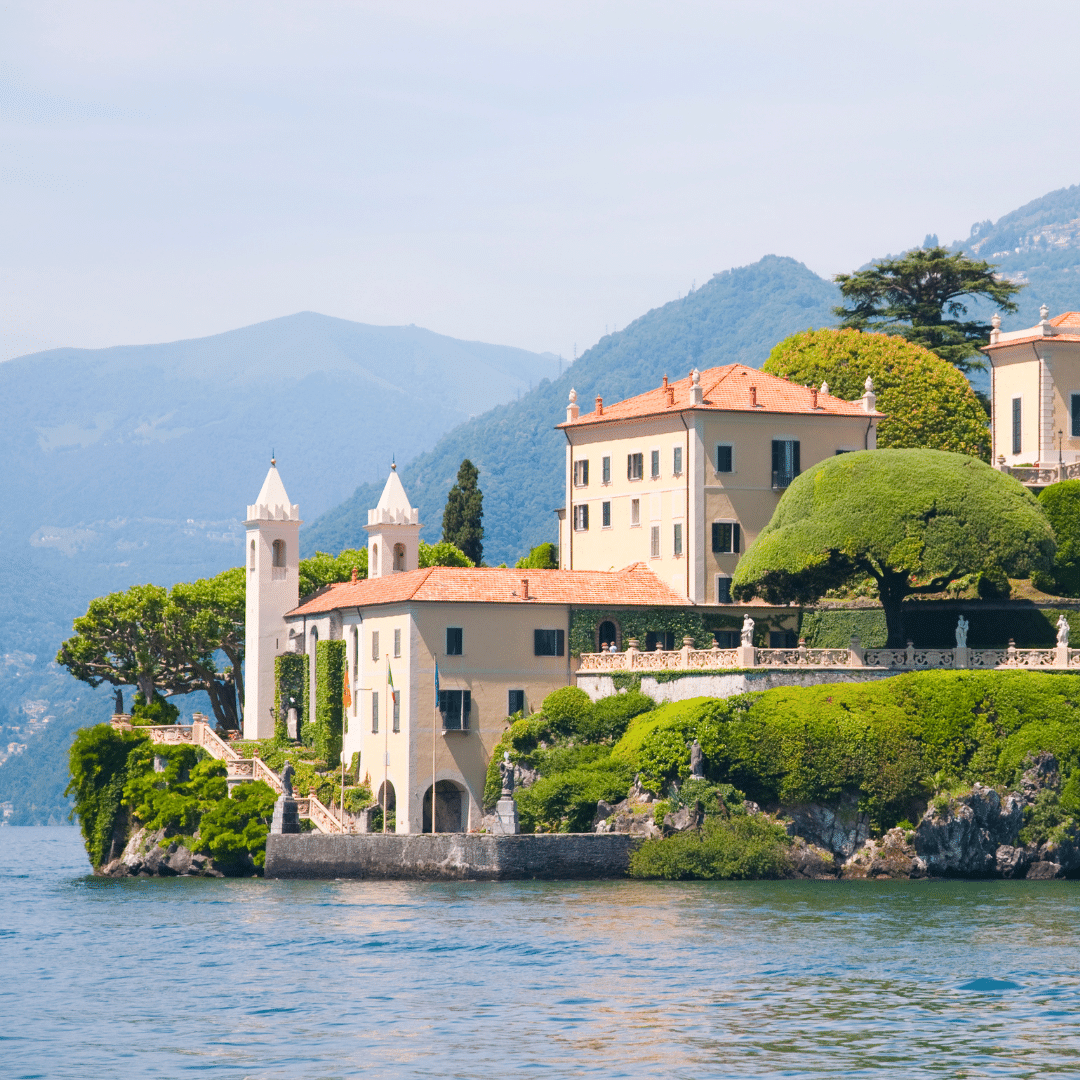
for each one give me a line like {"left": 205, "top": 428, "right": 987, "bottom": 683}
{"left": 578, "top": 637, "right": 1080, "bottom": 674}
{"left": 999, "top": 459, "right": 1080, "bottom": 488}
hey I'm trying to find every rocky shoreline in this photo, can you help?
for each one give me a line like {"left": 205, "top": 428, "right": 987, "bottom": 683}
{"left": 99, "top": 825, "right": 234, "bottom": 878}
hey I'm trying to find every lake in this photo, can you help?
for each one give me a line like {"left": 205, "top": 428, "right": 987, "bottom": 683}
{"left": 3, "top": 826, "right": 1080, "bottom": 1078}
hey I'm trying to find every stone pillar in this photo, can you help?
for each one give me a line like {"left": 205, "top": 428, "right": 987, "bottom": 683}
{"left": 490, "top": 795, "right": 520, "bottom": 835}
{"left": 270, "top": 793, "right": 301, "bottom": 834}
{"left": 626, "top": 639, "right": 640, "bottom": 669}
{"left": 680, "top": 636, "right": 694, "bottom": 669}
{"left": 905, "top": 641, "right": 916, "bottom": 668}
{"left": 738, "top": 643, "right": 756, "bottom": 667}
{"left": 848, "top": 634, "right": 864, "bottom": 667}
{"left": 1056, "top": 644, "right": 1069, "bottom": 668}
{"left": 953, "top": 647, "right": 969, "bottom": 669}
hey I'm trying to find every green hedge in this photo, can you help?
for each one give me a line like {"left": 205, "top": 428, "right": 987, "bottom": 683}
{"left": 274, "top": 653, "right": 306, "bottom": 739}
{"left": 314, "top": 640, "right": 346, "bottom": 766}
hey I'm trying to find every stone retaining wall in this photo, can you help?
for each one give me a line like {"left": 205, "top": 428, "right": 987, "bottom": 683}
{"left": 264, "top": 832, "right": 639, "bottom": 880}
{"left": 578, "top": 668, "right": 899, "bottom": 704}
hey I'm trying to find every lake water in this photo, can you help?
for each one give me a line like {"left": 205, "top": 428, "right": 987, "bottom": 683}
{"left": 4, "top": 827, "right": 1080, "bottom": 1079}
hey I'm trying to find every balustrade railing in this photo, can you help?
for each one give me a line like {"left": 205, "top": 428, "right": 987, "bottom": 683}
{"left": 578, "top": 638, "right": 1080, "bottom": 675}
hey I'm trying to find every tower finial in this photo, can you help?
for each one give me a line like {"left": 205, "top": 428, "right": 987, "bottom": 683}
{"left": 271, "top": 448, "right": 276, "bottom": 467}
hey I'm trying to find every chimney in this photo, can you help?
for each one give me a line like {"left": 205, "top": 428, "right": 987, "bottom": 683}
{"left": 521, "top": 577, "right": 530, "bottom": 600}
{"left": 595, "top": 396, "right": 603, "bottom": 415}
{"left": 567, "top": 388, "right": 579, "bottom": 422}
{"left": 662, "top": 374, "right": 668, "bottom": 387}
{"left": 749, "top": 385, "right": 758, "bottom": 408}
{"left": 351, "top": 566, "right": 358, "bottom": 583}
{"left": 666, "top": 385, "right": 675, "bottom": 406}
{"left": 810, "top": 387, "right": 819, "bottom": 409}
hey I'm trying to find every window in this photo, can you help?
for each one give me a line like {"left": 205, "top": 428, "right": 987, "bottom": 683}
{"left": 673, "top": 446, "right": 683, "bottom": 476}
{"left": 601, "top": 456, "right": 611, "bottom": 484}
{"left": 372, "top": 691, "right": 379, "bottom": 733}
{"left": 771, "top": 440, "right": 800, "bottom": 488}
{"left": 712, "top": 521, "right": 741, "bottom": 553}
{"left": 446, "top": 627, "right": 463, "bottom": 655}
{"left": 371, "top": 630, "right": 380, "bottom": 661}
{"left": 1013, "top": 397, "right": 1022, "bottom": 455}
{"left": 393, "top": 628, "right": 401, "bottom": 658}
{"left": 249, "top": 539, "right": 255, "bottom": 570}
{"left": 602, "top": 501, "right": 611, "bottom": 527}
{"left": 628, "top": 452, "right": 643, "bottom": 480}
{"left": 1073, "top": 394, "right": 1080, "bottom": 439}
{"left": 439, "top": 689, "right": 471, "bottom": 730}
{"left": 630, "top": 498, "right": 640, "bottom": 526}
{"left": 770, "top": 630, "right": 798, "bottom": 648}
{"left": 352, "top": 627, "right": 358, "bottom": 678}
{"left": 714, "top": 629, "right": 737, "bottom": 646}
{"left": 715, "top": 575, "right": 732, "bottom": 603}
{"left": 534, "top": 628, "right": 565, "bottom": 656}
{"left": 716, "top": 445, "right": 733, "bottom": 473}
{"left": 508, "top": 689, "right": 525, "bottom": 715}
{"left": 645, "top": 631, "right": 675, "bottom": 651}
{"left": 574, "top": 459, "right": 589, "bottom": 486}
{"left": 393, "top": 543, "right": 405, "bottom": 571}
{"left": 573, "top": 504, "right": 589, "bottom": 530}
{"left": 650, "top": 449, "right": 660, "bottom": 478}
{"left": 372, "top": 543, "right": 378, "bottom": 574}
{"left": 650, "top": 525, "right": 660, "bottom": 558}
{"left": 673, "top": 522, "right": 683, "bottom": 556}
{"left": 392, "top": 692, "right": 400, "bottom": 732}
{"left": 598, "top": 620, "right": 618, "bottom": 649}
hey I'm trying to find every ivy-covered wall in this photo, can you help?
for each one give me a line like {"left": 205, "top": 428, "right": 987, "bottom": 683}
{"left": 314, "top": 640, "right": 346, "bottom": 765}
{"left": 570, "top": 607, "right": 707, "bottom": 655}
{"left": 274, "top": 653, "right": 307, "bottom": 723}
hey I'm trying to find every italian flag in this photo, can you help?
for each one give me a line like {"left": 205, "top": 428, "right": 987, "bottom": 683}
{"left": 387, "top": 660, "right": 396, "bottom": 703}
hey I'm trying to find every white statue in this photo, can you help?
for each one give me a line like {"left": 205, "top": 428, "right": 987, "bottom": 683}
{"left": 1058, "top": 613, "right": 1070, "bottom": 648}
{"left": 741, "top": 614, "right": 755, "bottom": 647}
{"left": 955, "top": 615, "right": 969, "bottom": 649}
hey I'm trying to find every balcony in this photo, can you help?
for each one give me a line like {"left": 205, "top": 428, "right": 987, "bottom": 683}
{"left": 998, "top": 460, "right": 1080, "bottom": 489}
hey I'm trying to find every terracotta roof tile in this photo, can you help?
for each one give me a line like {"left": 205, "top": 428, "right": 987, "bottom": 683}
{"left": 1051, "top": 312, "right": 1080, "bottom": 328}
{"left": 985, "top": 332, "right": 1080, "bottom": 351}
{"left": 286, "top": 564, "right": 692, "bottom": 617}
{"left": 557, "top": 364, "right": 881, "bottom": 427}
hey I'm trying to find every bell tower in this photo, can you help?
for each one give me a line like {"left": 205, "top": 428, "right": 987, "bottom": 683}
{"left": 243, "top": 458, "right": 300, "bottom": 739}
{"left": 365, "top": 464, "right": 420, "bottom": 578}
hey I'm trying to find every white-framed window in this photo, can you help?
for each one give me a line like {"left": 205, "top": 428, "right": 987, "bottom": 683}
{"left": 715, "top": 575, "right": 732, "bottom": 604}
{"left": 627, "top": 452, "right": 643, "bottom": 481}
{"left": 716, "top": 444, "right": 733, "bottom": 473}
{"left": 393, "top": 628, "right": 401, "bottom": 658}
{"left": 601, "top": 456, "right": 611, "bottom": 484}
{"left": 673, "top": 446, "right": 683, "bottom": 476}
{"left": 650, "top": 525, "right": 660, "bottom": 558}
{"left": 534, "top": 629, "right": 565, "bottom": 656}
{"left": 371, "top": 629, "right": 380, "bottom": 661}
{"left": 650, "top": 449, "right": 661, "bottom": 479}
{"left": 602, "top": 501, "right": 611, "bottom": 528}
{"left": 574, "top": 459, "right": 589, "bottom": 486}
{"left": 573, "top": 504, "right": 589, "bottom": 531}
{"left": 712, "top": 521, "right": 741, "bottom": 554}
{"left": 392, "top": 692, "right": 400, "bottom": 733}
{"left": 673, "top": 522, "right": 683, "bottom": 556}
{"left": 630, "top": 498, "right": 640, "bottom": 527}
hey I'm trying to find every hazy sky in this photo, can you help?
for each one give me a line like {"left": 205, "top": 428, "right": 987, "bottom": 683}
{"left": 2, "top": 1, "right": 1079, "bottom": 362}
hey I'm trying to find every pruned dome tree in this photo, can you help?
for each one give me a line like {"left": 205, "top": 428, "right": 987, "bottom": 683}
{"left": 834, "top": 245, "right": 1022, "bottom": 373}
{"left": 1034, "top": 480, "right": 1080, "bottom": 597}
{"left": 763, "top": 328, "right": 991, "bottom": 461}
{"left": 731, "top": 450, "right": 1054, "bottom": 647}
{"left": 442, "top": 458, "right": 484, "bottom": 566}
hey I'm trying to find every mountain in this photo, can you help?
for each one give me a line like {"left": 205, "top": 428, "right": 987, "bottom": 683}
{"left": 0, "top": 313, "right": 559, "bottom": 824}
{"left": 302, "top": 255, "right": 840, "bottom": 565}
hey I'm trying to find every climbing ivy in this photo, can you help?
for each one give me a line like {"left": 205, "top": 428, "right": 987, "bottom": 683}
{"left": 569, "top": 607, "right": 707, "bottom": 656}
{"left": 274, "top": 653, "right": 306, "bottom": 742}
{"left": 314, "top": 640, "right": 346, "bottom": 766}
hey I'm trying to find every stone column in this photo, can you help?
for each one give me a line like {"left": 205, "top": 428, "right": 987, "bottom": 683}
{"left": 848, "top": 634, "right": 864, "bottom": 667}
{"left": 953, "top": 647, "right": 969, "bottom": 669}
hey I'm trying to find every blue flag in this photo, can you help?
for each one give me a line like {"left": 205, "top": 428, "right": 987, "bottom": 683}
{"left": 434, "top": 661, "right": 440, "bottom": 707}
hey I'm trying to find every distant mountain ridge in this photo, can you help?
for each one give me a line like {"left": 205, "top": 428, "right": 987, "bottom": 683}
{"left": 302, "top": 255, "right": 840, "bottom": 565}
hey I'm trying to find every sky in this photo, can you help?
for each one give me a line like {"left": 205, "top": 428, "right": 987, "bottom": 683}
{"left": 2, "top": 0, "right": 1080, "bottom": 363}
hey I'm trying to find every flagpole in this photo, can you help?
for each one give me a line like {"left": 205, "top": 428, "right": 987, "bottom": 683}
{"left": 383, "top": 653, "right": 389, "bottom": 834}
{"left": 432, "top": 661, "right": 439, "bottom": 834}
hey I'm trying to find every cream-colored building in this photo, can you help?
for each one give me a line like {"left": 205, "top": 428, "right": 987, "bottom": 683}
{"left": 557, "top": 365, "right": 882, "bottom": 605}
{"left": 245, "top": 465, "right": 689, "bottom": 832}
{"left": 985, "top": 307, "right": 1080, "bottom": 474}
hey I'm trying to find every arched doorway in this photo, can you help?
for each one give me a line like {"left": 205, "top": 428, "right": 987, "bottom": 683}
{"left": 598, "top": 620, "right": 618, "bottom": 650}
{"left": 373, "top": 780, "right": 396, "bottom": 832}
{"left": 422, "top": 780, "right": 464, "bottom": 832}
{"left": 393, "top": 543, "right": 406, "bottom": 571}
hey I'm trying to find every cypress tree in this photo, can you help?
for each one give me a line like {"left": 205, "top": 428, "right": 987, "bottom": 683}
{"left": 442, "top": 459, "right": 484, "bottom": 565}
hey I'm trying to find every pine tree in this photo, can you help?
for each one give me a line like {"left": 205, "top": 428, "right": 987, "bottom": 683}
{"left": 442, "top": 459, "right": 484, "bottom": 565}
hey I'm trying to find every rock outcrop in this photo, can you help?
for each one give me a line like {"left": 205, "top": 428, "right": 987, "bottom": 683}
{"left": 913, "top": 784, "right": 1024, "bottom": 876}
{"left": 99, "top": 825, "right": 226, "bottom": 878}
{"left": 781, "top": 794, "right": 869, "bottom": 859}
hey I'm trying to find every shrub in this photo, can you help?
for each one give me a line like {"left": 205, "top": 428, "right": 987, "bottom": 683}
{"left": 130, "top": 691, "right": 179, "bottom": 726}
{"left": 195, "top": 780, "right": 278, "bottom": 873}
{"left": 630, "top": 816, "right": 792, "bottom": 880}
{"left": 515, "top": 755, "right": 634, "bottom": 833}
{"left": 540, "top": 686, "right": 595, "bottom": 737}
{"left": 1036, "top": 481, "right": 1080, "bottom": 596}
{"left": 584, "top": 691, "right": 655, "bottom": 742}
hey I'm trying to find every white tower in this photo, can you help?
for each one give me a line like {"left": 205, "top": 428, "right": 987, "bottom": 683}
{"left": 243, "top": 459, "right": 300, "bottom": 740}
{"left": 365, "top": 465, "right": 421, "bottom": 577}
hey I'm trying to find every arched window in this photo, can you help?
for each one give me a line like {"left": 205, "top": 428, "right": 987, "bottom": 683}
{"left": 249, "top": 539, "right": 255, "bottom": 570}
{"left": 372, "top": 543, "right": 379, "bottom": 576}
{"left": 272, "top": 539, "right": 286, "bottom": 567}
{"left": 423, "top": 780, "right": 464, "bottom": 833}
{"left": 598, "top": 620, "right": 619, "bottom": 650}
{"left": 393, "top": 543, "right": 405, "bottom": 571}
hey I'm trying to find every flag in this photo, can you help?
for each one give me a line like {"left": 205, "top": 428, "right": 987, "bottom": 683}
{"left": 434, "top": 661, "right": 440, "bottom": 707}
{"left": 342, "top": 672, "right": 352, "bottom": 709}
{"left": 387, "top": 658, "right": 396, "bottom": 704}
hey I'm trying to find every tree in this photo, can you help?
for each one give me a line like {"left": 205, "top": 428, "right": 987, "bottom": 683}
{"left": 419, "top": 540, "right": 474, "bottom": 568}
{"left": 515, "top": 541, "right": 559, "bottom": 569}
{"left": 442, "top": 458, "right": 484, "bottom": 565}
{"left": 763, "top": 328, "right": 990, "bottom": 460}
{"left": 1034, "top": 481, "right": 1080, "bottom": 596}
{"left": 299, "top": 548, "right": 367, "bottom": 597}
{"left": 57, "top": 568, "right": 249, "bottom": 731}
{"left": 731, "top": 450, "right": 1054, "bottom": 647}
{"left": 834, "top": 245, "right": 1022, "bottom": 372}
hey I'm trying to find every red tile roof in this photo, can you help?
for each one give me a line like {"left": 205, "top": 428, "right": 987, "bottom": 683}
{"left": 287, "top": 563, "right": 692, "bottom": 617}
{"left": 984, "top": 313, "right": 1080, "bottom": 351}
{"left": 1051, "top": 312, "right": 1080, "bottom": 328}
{"left": 557, "top": 364, "right": 881, "bottom": 427}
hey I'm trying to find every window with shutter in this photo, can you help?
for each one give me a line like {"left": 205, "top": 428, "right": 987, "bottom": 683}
{"left": 716, "top": 444, "right": 733, "bottom": 473}
{"left": 771, "top": 440, "right": 800, "bottom": 488}
{"left": 627, "top": 453, "right": 643, "bottom": 480}
{"left": 371, "top": 630, "right": 379, "bottom": 661}
{"left": 630, "top": 498, "right": 640, "bottom": 526}
{"left": 533, "top": 628, "right": 565, "bottom": 656}
{"left": 650, "top": 525, "right": 660, "bottom": 558}
{"left": 446, "top": 627, "right": 463, "bottom": 655}
{"left": 1013, "top": 397, "right": 1022, "bottom": 455}
{"left": 508, "top": 689, "right": 525, "bottom": 715}
{"left": 673, "top": 522, "right": 683, "bottom": 556}
{"left": 711, "top": 521, "right": 740, "bottom": 553}
{"left": 1072, "top": 395, "right": 1080, "bottom": 439}
{"left": 673, "top": 446, "right": 683, "bottom": 475}
{"left": 602, "top": 501, "right": 611, "bottom": 527}
{"left": 602, "top": 456, "right": 611, "bottom": 484}
{"left": 650, "top": 450, "right": 660, "bottom": 478}
{"left": 573, "top": 504, "right": 589, "bottom": 531}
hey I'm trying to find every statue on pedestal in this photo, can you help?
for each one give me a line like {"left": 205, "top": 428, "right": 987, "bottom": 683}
{"left": 689, "top": 740, "right": 705, "bottom": 780}
{"left": 281, "top": 761, "right": 295, "bottom": 798}
{"left": 955, "top": 615, "right": 969, "bottom": 649}
{"left": 1058, "top": 613, "right": 1071, "bottom": 648}
{"left": 741, "top": 615, "right": 755, "bottom": 646}
{"left": 499, "top": 751, "right": 515, "bottom": 796}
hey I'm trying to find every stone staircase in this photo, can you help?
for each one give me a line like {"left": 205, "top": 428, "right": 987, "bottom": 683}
{"left": 109, "top": 713, "right": 346, "bottom": 833}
